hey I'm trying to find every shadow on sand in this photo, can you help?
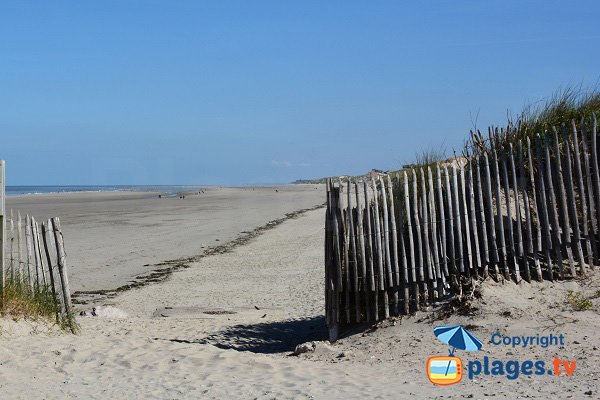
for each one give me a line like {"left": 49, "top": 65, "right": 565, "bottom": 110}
{"left": 163, "top": 316, "right": 328, "bottom": 354}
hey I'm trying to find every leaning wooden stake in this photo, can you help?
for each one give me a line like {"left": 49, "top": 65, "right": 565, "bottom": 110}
{"left": 31, "top": 217, "right": 42, "bottom": 289}
{"left": 42, "top": 220, "right": 62, "bottom": 322}
{"left": 52, "top": 218, "right": 72, "bottom": 315}
{"left": 379, "top": 176, "right": 397, "bottom": 315}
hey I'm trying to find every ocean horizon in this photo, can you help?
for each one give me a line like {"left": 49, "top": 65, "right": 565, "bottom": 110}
{"left": 5, "top": 185, "right": 206, "bottom": 196}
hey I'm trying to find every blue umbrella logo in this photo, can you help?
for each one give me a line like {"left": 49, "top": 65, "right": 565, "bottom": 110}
{"left": 433, "top": 326, "right": 483, "bottom": 376}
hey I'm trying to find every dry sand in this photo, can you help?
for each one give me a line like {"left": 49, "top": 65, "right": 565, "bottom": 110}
{"left": 2, "top": 189, "right": 600, "bottom": 399}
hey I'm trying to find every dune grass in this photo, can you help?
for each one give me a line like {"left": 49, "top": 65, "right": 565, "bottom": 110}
{"left": 0, "top": 279, "right": 78, "bottom": 333}
{"left": 467, "top": 86, "right": 600, "bottom": 156}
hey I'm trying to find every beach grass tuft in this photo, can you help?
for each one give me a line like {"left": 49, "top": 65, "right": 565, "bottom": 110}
{"left": 0, "top": 278, "right": 78, "bottom": 333}
{"left": 467, "top": 85, "right": 600, "bottom": 156}
{"left": 566, "top": 290, "right": 593, "bottom": 311}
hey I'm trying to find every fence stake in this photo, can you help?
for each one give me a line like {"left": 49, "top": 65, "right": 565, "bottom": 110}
{"left": 562, "top": 124, "right": 585, "bottom": 274}
{"left": 393, "top": 175, "right": 410, "bottom": 314}
{"left": 9, "top": 209, "right": 14, "bottom": 281}
{"left": 363, "top": 181, "right": 378, "bottom": 321}
{"left": 0, "top": 160, "right": 4, "bottom": 292}
{"left": 25, "top": 214, "right": 34, "bottom": 290}
{"left": 535, "top": 135, "right": 554, "bottom": 280}
{"left": 509, "top": 144, "right": 525, "bottom": 267}
{"left": 571, "top": 120, "right": 593, "bottom": 270}
{"left": 412, "top": 169, "right": 427, "bottom": 305}
{"left": 553, "top": 127, "right": 576, "bottom": 276}
{"left": 518, "top": 140, "right": 535, "bottom": 282}
{"left": 544, "top": 133, "right": 564, "bottom": 279}
{"left": 347, "top": 180, "right": 360, "bottom": 321}
{"left": 403, "top": 171, "right": 418, "bottom": 310}
{"left": 52, "top": 218, "right": 72, "bottom": 314}
{"left": 444, "top": 166, "right": 459, "bottom": 291}
{"left": 580, "top": 117, "right": 598, "bottom": 264}
{"left": 483, "top": 153, "right": 500, "bottom": 278}
{"left": 492, "top": 150, "right": 509, "bottom": 279}
{"left": 467, "top": 164, "right": 481, "bottom": 279}
{"left": 501, "top": 149, "right": 519, "bottom": 281}
{"left": 42, "top": 220, "right": 62, "bottom": 322}
{"left": 436, "top": 166, "right": 449, "bottom": 278}
{"left": 372, "top": 179, "right": 389, "bottom": 319}
{"left": 379, "top": 176, "right": 397, "bottom": 315}
{"left": 17, "top": 212, "right": 23, "bottom": 283}
{"left": 475, "top": 156, "right": 490, "bottom": 277}
{"left": 420, "top": 168, "right": 434, "bottom": 302}
{"left": 592, "top": 113, "right": 600, "bottom": 266}
{"left": 353, "top": 182, "right": 368, "bottom": 321}
{"left": 459, "top": 166, "right": 473, "bottom": 277}
{"left": 386, "top": 175, "right": 401, "bottom": 313}
{"left": 427, "top": 167, "right": 443, "bottom": 298}
{"left": 451, "top": 165, "right": 464, "bottom": 277}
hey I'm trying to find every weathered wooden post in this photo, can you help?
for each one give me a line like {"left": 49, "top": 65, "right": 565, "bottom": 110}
{"left": 0, "top": 160, "right": 5, "bottom": 293}
{"left": 52, "top": 218, "right": 72, "bottom": 313}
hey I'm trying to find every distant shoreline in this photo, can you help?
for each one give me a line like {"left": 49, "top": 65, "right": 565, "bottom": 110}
{"left": 5, "top": 185, "right": 206, "bottom": 197}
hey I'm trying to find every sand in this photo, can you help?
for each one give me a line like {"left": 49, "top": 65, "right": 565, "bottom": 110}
{"left": 6, "top": 185, "right": 324, "bottom": 295}
{"left": 2, "top": 189, "right": 600, "bottom": 399}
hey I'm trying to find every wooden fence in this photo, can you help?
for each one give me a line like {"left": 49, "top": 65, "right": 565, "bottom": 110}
{"left": 1, "top": 211, "right": 73, "bottom": 323}
{"left": 325, "top": 115, "right": 600, "bottom": 341}
{"left": 0, "top": 161, "right": 73, "bottom": 325}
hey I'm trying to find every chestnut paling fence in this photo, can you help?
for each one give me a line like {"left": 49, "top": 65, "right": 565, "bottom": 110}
{"left": 0, "top": 161, "right": 73, "bottom": 326}
{"left": 324, "top": 116, "right": 600, "bottom": 341}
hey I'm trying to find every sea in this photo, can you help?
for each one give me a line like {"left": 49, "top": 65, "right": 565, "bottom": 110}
{"left": 6, "top": 185, "right": 206, "bottom": 197}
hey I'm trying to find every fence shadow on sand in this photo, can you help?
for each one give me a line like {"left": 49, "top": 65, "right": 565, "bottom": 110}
{"left": 163, "top": 316, "right": 328, "bottom": 354}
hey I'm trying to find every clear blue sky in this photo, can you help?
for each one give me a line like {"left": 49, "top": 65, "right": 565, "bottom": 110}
{"left": 2, "top": 1, "right": 599, "bottom": 185}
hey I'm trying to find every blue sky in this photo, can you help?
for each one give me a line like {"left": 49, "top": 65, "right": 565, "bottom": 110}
{"left": 1, "top": 1, "right": 599, "bottom": 185}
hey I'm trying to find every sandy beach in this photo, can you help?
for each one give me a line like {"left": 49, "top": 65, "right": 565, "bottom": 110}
{"left": 1, "top": 188, "right": 599, "bottom": 399}
{"left": 5, "top": 185, "right": 324, "bottom": 298}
